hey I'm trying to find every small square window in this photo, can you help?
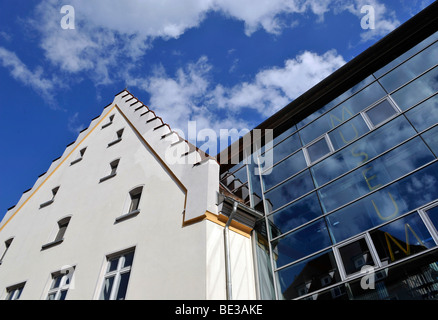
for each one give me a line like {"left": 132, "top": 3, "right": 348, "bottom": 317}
{"left": 365, "top": 99, "right": 398, "bottom": 127}
{"left": 306, "top": 137, "right": 331, "bottom": 163}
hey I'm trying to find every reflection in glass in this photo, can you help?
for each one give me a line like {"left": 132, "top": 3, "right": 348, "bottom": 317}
{"left": 365, "top": 99, "right": 398, "bottom": 127}
{"left": 300, "top": 81, "right": 386, "bottom": 145}
{"left": 391, "top": 66, "right": 438, "bottom": 110}
{"left": 379, "top": 41, "right": 438, "bottom": 93}
{"left": 264, "top": 170, "right": 315, "bottom": 212}
{"left": 265, "top": 132, "right": 302, "bottom": 165}
{"left": 262, "top": 151, "right": 306, "bottom": 191}
{"left": 273, "top": 125, "right": 297, "bottom": 146}
{"left": 297, "top": 76, "right": 375, "bottom": 128}
{"left": 301, "top": 250, "right": 438, "bottom": 300}
{"left": 421, "top": 125, "right": 438, "bottom": 156}
{"left": 374, "top": 31, "right": 438, "bottom": 78}
{"left": 268, "top": 192, "right": 323, "bottom": 237}
{"left": 116, "top": 272, "right": 131, "bottom": 300}
{"left": 306, "top": 138, "right": 331, "bottom": 163}
{"left": 338, "top": 238, "right": 376, "bottom": 276}
{"left": 405, "top": 94, "right": 438, "bottom": 132}
{"left": 311, "top": 115, "right": 416, "bottom": 187}
{"left": 272, "top": 219, "right": 332, "bottom": 268}
{"left": 318, "top": 137, "right": 435, "bottom": 213}
{"left": 328, "top": 114, "right": 370, "bottom": 150}
{"left": 276, "top": 250, "right": 341, "bottom": 300}
{"left": 327, "top": 161, "right": 438, "bottom": 244}
{"left": 370, "top": 213, "right": 435, "bottom": 265}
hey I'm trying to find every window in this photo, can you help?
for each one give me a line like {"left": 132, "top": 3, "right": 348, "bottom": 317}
{"left": 39, "top": 186, "right": 60, "bottom": 209}
{"left": 99, "top": 159, "right": 120, "bottom": 183}
{"left": 99, "top": 249, "right": 135, "bottom": 300}
{"left": 5, "top": 282, "right": 25, "bottom": 300}
{"left": 116, "top": 186, "right": 143, "bottom": 222}
{"left": 42, "top": 217, "right": 71, "bottom": 250}
{"left": 102, "top": 114, "right": 115, "bottom": 129}
{"left": 70, "top": 147, "right": 87, "bottom": 165}
{"left": 0, "top": 238, "right": 13, "bottom": 264}
{"left": 47, "top": 267, "right": 75, "bottom": 300}
{"left": 336, "top": 237, "right": 377, "bottom": 277}
{"left": 304, "top": 136, "right": 333, "bottom": 164}
{"left": 108, "top": 128, "right": 124, "bottom": 147}
{"left": 363, "top": 99, "right": 399, "bottom": 128}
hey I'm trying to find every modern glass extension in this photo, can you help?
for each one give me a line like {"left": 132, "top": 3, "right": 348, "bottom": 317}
{"left": 220, "top": 30, "right": 438, "bottom": 300}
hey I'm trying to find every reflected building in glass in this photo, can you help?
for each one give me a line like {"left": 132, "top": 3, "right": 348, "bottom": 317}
{"left": 219, "top": 2, "right": 438, "bottom": 300}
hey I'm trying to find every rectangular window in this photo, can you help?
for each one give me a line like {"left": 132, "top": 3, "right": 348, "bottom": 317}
{"left": 108, "top": 129, "right": 124, "bottom": 147}
{"left": 421, "top": 125, "right": 438, "bottom": 156}
{"left": 39, "top": 186, "right": 60, "bottom": 209}
{"left": 404, "top": 94, "right": 438, "bottom": 132}
{"left": 99, "top": 249, "right": 135, "bottom": 300}
{"left": 363, "top": 99, "right": 399, "bottom": 128}
{"left": 304, "top": 136, "right": 332, "bottom": 164}
{"left": 47, "top": 268, "right": 75, "bottom": 300}
{"left": 336, "top": 237, "right": 377, "bottom": 277}
{"left": 5, "top": 282, "right": 25, "bottom": 300}
{"left": 0, "top": 238, "right": 13, "bottom": 264}
{"left": 327, "top": 114, "right": 370, "bottom": 151}
{"left": 70, "top": 147, "right": 87, "bottom": 165}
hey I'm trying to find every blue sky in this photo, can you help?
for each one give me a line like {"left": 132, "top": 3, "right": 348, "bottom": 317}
{"left": 0, "top": 0, "right": 435, "bottom": 219}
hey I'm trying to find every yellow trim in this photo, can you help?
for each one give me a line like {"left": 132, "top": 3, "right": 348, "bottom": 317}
{"left": 204, "top": 211, "right": 252, "bottom": 238}
{"left": 0, "top": 105, "right": 117, "bottom": 233}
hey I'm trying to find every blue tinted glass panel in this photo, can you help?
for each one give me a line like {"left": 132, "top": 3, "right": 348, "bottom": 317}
{"left": 263, "top": 151, "right": 306, "bottom": 190}
{"left": 327, "top": 161, "right": 438, "bottom": 244}
{"left": 276, "top": 250, "right": 341, "bottom": 300}
{"left": 273, "top": 125, "right": 297, "bottom": 145}
{"left": 268, "top": 192, "right": 323, "bottom": 237}
{"left": 374, "top": 31, "right": 438, "bottom": 78}
{"left": 405, "top": 94, "right": 438, "bottom": 132}
{"left": 391, "top": 66, "right": 438, "bottom": 110}
{"left": 370, "top": 213, "right": 435, "bottom": 265}
{"left": 272, "top": 219, "right": 332, "bottom": 268}
{"left": 311, "top": 115, "right": 416, "bottom": 187}
{"left": 264, "top": 170, "right": 315, "bottom": 212}
{"left": 266, "top": 132, "right": 302, "bottom": 165}
{"left": 231, "top": 165, "right": 248, "bottom": 185}
{"left": 297, "top": 76, "right": 375, "bottom": 128}
{"left": 421, "top": 125, "right": 438, "bottom": 156}
{"left": 379, "top": 41, "right": 438, "bottom": 92}
{"left": 328, "top": 114, "right": 370, "bottom": 150}
{"left": 300, "top": 82, "right": 386, "bottom": 145}
{"left": 318, "top": 137, "right": 434, "bottom": 213}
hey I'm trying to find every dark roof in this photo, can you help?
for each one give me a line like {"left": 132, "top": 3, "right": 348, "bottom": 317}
{"left": 217, "top": 1, "right": 438, "bottom": 172}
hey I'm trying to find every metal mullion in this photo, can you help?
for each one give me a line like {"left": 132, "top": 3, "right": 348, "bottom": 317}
{"left": 262, "top": 129, "right": 299, "bottom": 156}
{"left": 373, "top": 38, "right": 438, "bottom": 80}
{"left": 261, "top": 147, "right": 303, "bottom": 174}
{"left": 418, "top": 203, "right": 438, "bottom": 245}
{"left": 294, "top": 246, "right": 438, "bottom": 301}
{"left": 267, "top": 124, "right": 438, "bottom": 218}
{"left": 389, "top": 63, "right": 438, "bottom": 95}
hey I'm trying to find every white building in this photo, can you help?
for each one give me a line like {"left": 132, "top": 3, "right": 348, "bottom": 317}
{"left": 0, "top": 90, "right": 261, "bottom": 300}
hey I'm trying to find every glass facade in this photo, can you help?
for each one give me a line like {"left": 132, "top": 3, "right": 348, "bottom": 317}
{"left": 220, "top": 30, "right": 438, "bottom": 300}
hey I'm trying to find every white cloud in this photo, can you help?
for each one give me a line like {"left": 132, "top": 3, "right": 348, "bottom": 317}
{"left": 0, "top": 47, "right": 57, "bottom": 106}
{"left": 126, "top": 50, "right": 345, "bottom": 141}
{"left": 31, "top": 0, "right": 354, "bottom": 82}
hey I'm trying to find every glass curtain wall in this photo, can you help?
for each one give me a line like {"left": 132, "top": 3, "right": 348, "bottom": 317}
{"left": 220, "top": 30, "right": 438, "bottom": 300}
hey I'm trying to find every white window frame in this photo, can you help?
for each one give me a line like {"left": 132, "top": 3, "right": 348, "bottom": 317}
{"left": 332, "top": 234, "right": 382, "bottom": 281}
{"left": 46, "top": 268, "right": 75, "bottom": 300}
{"left": 98, "top": 248, "right": 135, "bottom": 300}
{"left": 360, "top": 96, "right": 401, "bottom": 130}
{"left": 303, "top": 134, "right": 335, "bottom": 166}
